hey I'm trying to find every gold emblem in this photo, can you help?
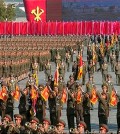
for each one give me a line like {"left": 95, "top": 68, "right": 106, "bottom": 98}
{"left": 31, "top": 6, "right": 44, "bottom": 21}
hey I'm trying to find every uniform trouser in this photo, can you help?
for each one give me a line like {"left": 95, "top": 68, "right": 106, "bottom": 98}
{"left": 116, "top": 56, "right": 119, "bottom": 62}
{"left": 107, "top": 55, "right": 110, "bottom": 62}
{"left": 50, "top": 111, "right": 57, "bottom": 126}
{"left": 99, "top": 115, "right": 108, "bottom": 126}
{"left": 84, "top": 114, "right": 91, "bottom": 132}
{"left": 117, "top": 117, "right": 120, "bottom": 130}
{"left": 111, "top": 63, "right": 115, "bottom": 72}
{"left": 26, "top": 109, "right": 31, "bottom": 122}
{"left": 75, "top": 110, "right": 84, "bottom": 125}
{"left": 56, "top": 109, "right": 61, "bottom": 122}
{"left": 102, "top": 73, "right": 107, "bottom": 82}
{"left": 66, "top": 62, "right": 70, "bottom": 72}
{"left": 19, "top": 112, "right": 27, "bottom": 126}
{"left": 73, "top": 72, "right": 78, "bottom": 81}
{"left": 36, "top": 111, "right": 44, "bottom": 124}
{"left": 82, "top": 75, "right": 85, "bottom": 85}
{"left": 71, "top": 55, "right": 73, "bottom": 62}
{"left": 0, "top": 109, "right": 5, "bottom": 118}
{"left": 45, "top": 72, "right": 50, "bottom": 81}
{"left": 99, "top": 62, "right": 102, "bottom": 71}
{"left": 67, "top": 108, "right": 75, "bottom": 129}
{"left": 117, "top": 74, "right": 120, "bottom": 86}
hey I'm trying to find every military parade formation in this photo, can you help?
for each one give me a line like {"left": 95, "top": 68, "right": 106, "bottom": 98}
{"left": 0, "top": 34, "right": 120, "bottom": 133}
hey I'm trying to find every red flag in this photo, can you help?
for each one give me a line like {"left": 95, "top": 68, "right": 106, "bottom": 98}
{"left": 31, "top": 86, "right": 38, "bottom": 100}
{"left": 54, "top": 66, "right": 59, "bottom": 86}
{"left": 13, "top": 85, "right": 20, "bottom": 101}
{"left": 110, "top": 90, "right": 118, "bottom": 106}
{"left": 0, "top": 86, "right": 8, "bottom": 102}
{"left": 77, "top": 56, "right": 83, "bottom": 80}
{"left": 41, "top": 86, "right": 49, "bottom": 101}
{"left": 61, "top": 88, "right": 67, "bottom": 103}
{"left": 23, "top": 0, "right": 46, "bottom": 22}
{"left": 92, "top": 44, "right": 96, "bottom": 65}
{"left": 90, "top": 88, "right": 98, "bottom": 105}
{"left": 76, "top": 91, "right": 82, "bottom": 103}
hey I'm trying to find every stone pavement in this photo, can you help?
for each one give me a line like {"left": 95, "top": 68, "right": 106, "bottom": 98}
{"left": 15, "top": 45, "right": 119, "bottom": 133}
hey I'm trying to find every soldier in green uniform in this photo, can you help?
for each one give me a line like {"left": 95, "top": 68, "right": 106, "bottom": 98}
{"left": 82, "top": 61, "right": 87, "bottom": 85}
{"left": 42, "top": 118, "right": 51, "bottom": 134}
{"left": 103, "top": 74, "right": 114, "bottom": 93}
{"left": 77, "top": 121, "right": 87, "bottom": 134}
{"left": 106, "top": 48, "right": 111, "bottom": 63}
{"left": 55, "top": 52, "right": 61, "bottom": 67}
{"left": 99, "top": 124, "right": 109, "bottom": 134}
{"left": 101, "top": 61, "right": 108, "bottom": 82}
{"left": 97, "top": 85, "right": 110, "bottom": 126}
{"left": 55, "top": 86, "right": 63, "bottom": 123}
{"left": 87, "top": 60, "right": 95, "bottom": 79}
{"left": 7, "top": 74, "right": 17, "bottom": 92}
{"left": 13, "top": 114, "right": 25, "bottom": 134}
{"left": 74, "top": 84, "right": 84, "bottom": 125}
{"left": 83, "top": 90, "right": 91, "bottom": 132}
{"left": 87, "top": 45, "right": 92, "bottom": 63}
{"left": 58, "top": 60, "right": 66, "bottom": 80}
{"left": 36, "top": 84, "right": 46, "bottom": 124}
{"left": 86, "top": 75, "right": 95, "bottom": 110}
{"left": 110, "top": 51, "right": 116, "bottom": 72}
{"left": 72, "top": 61, "right": 78, "bottom": 81}
{"left": 48, "top": 85, "right": 57, "bottom": 126}
{"left": 2, "top": 60, "right": 9, "bottom": 79}
{"left": 31, "top": 58, "right": 39, "bottom": 75}
{"left": 18, "top": 89, "right": 27, "bottom": 126}
{"left": 5, "top": 91, "right": 14, "bottom": 120}
{"left": 25, "top": 117, "right": 39, "bottom": 134}
{"left": 44, "top": 60, "right": 51, "bottom": 81}
{"left": 65, "top": 51, "right": 71, "bottom": 72}
{"left": 58, "top": 76, "right": 66, "bottom": 93}
{"left": 115, "top": 61, "right": 120, "bottom": 86}
{"left": 66, "top": 74, "right": 77, "bottom": 130}
{"left": 56, "top": 119, "right": 66, "bottom": 134}
{"left": 115, "top": 45, "right": 119, "bottom": 62}
{"left": 0, "top": 114, "right": 12, "bottom": 134}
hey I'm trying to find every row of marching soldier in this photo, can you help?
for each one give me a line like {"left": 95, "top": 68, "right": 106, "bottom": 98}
{"left": 0, "top": 34, "right": 120, "bottom": 133}
{"left": 0, "top": 72, "right": 115, "bottom": 134}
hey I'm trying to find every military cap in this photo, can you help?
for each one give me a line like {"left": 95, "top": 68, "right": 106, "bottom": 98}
{"left": 10, "top": 73, "right": 14, "bottom": 77}
{"left": 89, "top": 75, "right": 93, "bottom": 78}
{"left": 99, "top": 124, "right": 108, "bottom": 132}
{"left": 14, "top": 114, "right": 23, "bottom": 120}
{"left": 48, "top": 75, "right": 53, "bottom": 79}
{"left": 43, "top": 118, "right": 51, "bottom": 125}
{"left": 101, "top": 83, "right": 108, "bottom": 88}
{"left": 77, "top": 83, "right": 82, "bottom": 88}
{"left": 118, "top": 95, "right": 120, "bottom": 100}
{"left": 77, "top": 121, "right": 87, "bottom": 129}
{"left": 29, "top": 73, "right": 33, "bottom": 77}
{"left": 69, "top": 74, "right": 74, "bottom": 78}
{"left": 107, "top": 74, "right": 112, "bottom": 78}
{"left": 57, "top": 119, "right": 66, "bottom": 127}
{"left": 3, "top": 114, "right": 12, "bottom": 122}
{"left": 59, "top": 75, "right": 63, "bottom": 79}
{"left": 38, "top": 84, "right": 44, "bottom": 90}
{"left": 30, "top": 117, "right": 39, "bottom": 124}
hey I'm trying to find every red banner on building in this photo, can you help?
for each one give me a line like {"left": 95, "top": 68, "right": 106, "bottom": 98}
{"left": 23, "top": 0, "right": 46, "bottom": 22}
